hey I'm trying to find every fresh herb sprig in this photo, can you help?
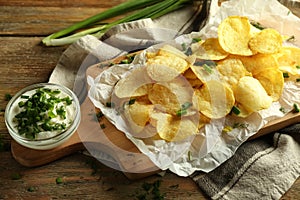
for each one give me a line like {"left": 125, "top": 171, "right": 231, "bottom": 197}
{"left": 176, "top": 102, "right": 192, "bottom": 117}
{"left": 14, "top": 88, "right": 73, "bottom": 139}
{"left": 42, "top": 0, "right": 193, "bottom": 46}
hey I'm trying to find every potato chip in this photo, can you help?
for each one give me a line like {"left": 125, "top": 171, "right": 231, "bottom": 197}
{"left": 218, "top": 16, "right": 254, "bottom": 56}
{"left": 249, "top": 28, "right": 282, "bottom": 54}
{"left": 234, "top": 76, "right": 273, "bottom": 112}
{"left": 157, "top": 44, "right": 188, "bottom": 59}
{"left": 146, "top": 63, "right": 180, "bottom": 82}
{"left": 190, "top": 62, "right": 220, "bottom": 83}
{"left": 275, "top": 47, "right": 300, "bottom": 82}
{"left": 127, "top": 101, "right": 153, "bottom": 127}
{"left": 147, "top": 45, "right": 189, "bottom": 75}
{"left": 146, "top": 52, "right": 157, "bottom": 59}
{"left": 275, "top": 46, "right": 300, "bottom": 68}
{"left": 114, "top": 67, "right": 153, "bottom": 98}
{"left": 193, "top": 80, "right": 235, "bottom": 119}
{"left": 254, "top": 68, "right": 284, "bottom": 101}
{"left": 238, "top": 53, "right": 279, "bottom": 75}
{"left": 198, "top": 112, "right": 211, "bottom": 129}
{"left": 193, "top": 38, "right": 229, "bottom": 60}
{"left": 172, "top": 117, "right": 199, "bottom": 141}
{"left": 124, "top": 107, "right": 156, "bottom": 138}
{"left": 183, "top": 68, "right": 198, "bottom": 79}
{"left": 279, "top": 66, "right": 300, "bottom": 82}
{"left": 163, "top": 77, "right": 195, "bottom": 107}
{"left": 148, "top": 83, "right": 180, "bottom": 115}
{"left": 187, "top": 78, "right": 203, "bottom": 89}
{"left": 150, "top": 111, "right": 198, "bottom": 141}
{"left": 148, "top": 77, "right": 194, "bottom": 115}
{"left": 134, "top": 94, "right": 152, "bottom": 105}
{"left": 183, "top": 68, "right": 203, "bottom": 88}
{"left": 216, "top": 58, "right": 251, "bottom": 89}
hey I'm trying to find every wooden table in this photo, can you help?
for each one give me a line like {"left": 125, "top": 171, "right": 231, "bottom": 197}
{"left": 0, "top": 1, "right": 299, "bottom": 199}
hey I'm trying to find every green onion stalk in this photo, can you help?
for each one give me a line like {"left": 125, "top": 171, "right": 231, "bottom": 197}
{"left": 42, "top": 0, "right": 194, "bottom": 46}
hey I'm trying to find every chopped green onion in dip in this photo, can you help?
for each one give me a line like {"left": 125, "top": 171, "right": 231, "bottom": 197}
{"left": 12, "top": 87, "right": 75, "bottom": 139}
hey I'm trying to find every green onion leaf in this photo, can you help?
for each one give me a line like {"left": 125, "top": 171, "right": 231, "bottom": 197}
{"left": 56, "top": 177, "right": 63, "bottom": 184}
{"left": 192, "top": 38, "right": 202, "bottom": 43}
{"left": 181, "top": 43, "right": 187, "bottom": 51}
{"left": 231, "top": 106, "right": 241, "bottom": 115}
{"left": 42, "top": 0, "right": 193, "bottom": 46}
{"left": 100, "top": 124, "right": 106, "bottom": 129}
{"left": 203, "top": 64, "right": 213, "bottom": 74}
{"left": 293, "top": 103, "right": 300, "bottom": 113}
{"left": 250, "top": 21, "right": 265, "bottom": 30}
{"left": 5, "top": 93, "right": 12, "bottom": 101}
{"left": 283, "top": 72, "right": 289, "bottom": 78}
{"left": 21, "top": 95, "right": 29, "bottom": 99}
{"left": 176, "top": 109, "right": 187, "bottom": 117}
{"left": 188, "top": 151, "right": 192, "bottom": 161}
{"left": 128, "top": 98, "right": 136, "bottom": 105}
{"left": 181, "top": 102, "right": 192, "bottom": 110}
{"left": 106, "top": 102, "right": 115, "bottom": 108}
{"left": 279, "top": 107, "right": 286, "bottom": 113}
{"left": 287, "top": 35, "right": 295, "bottom": 42}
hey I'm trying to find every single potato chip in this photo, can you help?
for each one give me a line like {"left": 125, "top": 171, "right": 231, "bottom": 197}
{"left": 127, "top": 101, "right": 153, "bottom": 127}
{"left": 193, "top": 80, "right": 235, "bottom": 119}
{"left": 148, "top": 76, "right": 194, "bottom": 115}
{"left": 275, "top": 46, "right": 300, "bottom": 68}
{"left": 190, "top": 62, "right": 220, "bottom": 83}
{"left": 254, "top": 68, "right": 284, "bottom": 101}
{"left": 218, "top": 16, "right": 254, "bottom": 56}
{"left": 157, "top": 44, "right": 188, "bottom": 59}
{"left": 217, "top": 58, "right": 251, "bottom": 89}
{"left": 124, "top": 106, "right": 157, "bottom": 138}
{"left": 193, "top": 38, "right": 229, "bottom": 60}
{"left": 146, "top": 63, "right": 180, "bottom": 82}
{"left": 238, "top": 53, "right": 279, "bottom": 75}
{"left": 114, "top": 67, "right": 153, "bottom": 98}
{"left": 150, "top": 111, "right": 198, "bottom": 141}
{"left": 172, "top": 117, "right": 199, "bottom": 141}
{"left": 147, "top": 53, "right": 189, "bottom": 74}
{"left": 249, "top": 28, "right": 282, "bottom": 54}
{"left": 148, "top": 83, "right": 180, "bottom": 115}
{"left": 234, "top": 76, "right": 273, "bottom": 112}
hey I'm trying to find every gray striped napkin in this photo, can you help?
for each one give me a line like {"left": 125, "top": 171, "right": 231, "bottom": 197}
{"left": 191, "top": 125, "right": 300, "bottom": 199}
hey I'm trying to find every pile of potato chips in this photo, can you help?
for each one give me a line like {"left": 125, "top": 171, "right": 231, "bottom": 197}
{"left": 112, "top": 16, "right": 300, "bottom": 142}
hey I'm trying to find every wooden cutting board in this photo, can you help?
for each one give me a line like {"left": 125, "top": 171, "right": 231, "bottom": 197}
{"left": 11, "top": 55, "right": 300, "bottom": 180}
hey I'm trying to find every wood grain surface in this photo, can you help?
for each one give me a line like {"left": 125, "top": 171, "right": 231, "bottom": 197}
{"left": 0, "top": 1, "right": 300, "bottom": 199}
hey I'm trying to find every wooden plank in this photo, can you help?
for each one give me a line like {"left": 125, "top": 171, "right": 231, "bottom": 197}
{"left": 0, "top": 0, "right": 127, "bottom": 7}
{"left": 0, "top": 6, "right": 125, "bottom": 36}
{"left": 0, "top": 151, "right": 207, "bottom": 200}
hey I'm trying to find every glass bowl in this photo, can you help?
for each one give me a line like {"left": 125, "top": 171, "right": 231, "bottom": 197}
{"left": 5, "top": 83, "right": 81, "bottom": 150}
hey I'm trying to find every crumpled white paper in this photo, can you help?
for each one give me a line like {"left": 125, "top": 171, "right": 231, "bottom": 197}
{"left": 88, "top": 0, "right": 300, "bottom": 176}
